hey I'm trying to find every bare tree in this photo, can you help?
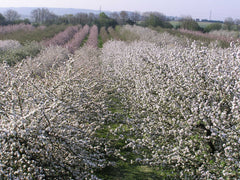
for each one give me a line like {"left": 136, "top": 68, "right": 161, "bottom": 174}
{"left": 235, "top": 18, "right": 240, "bottom": 25}
{"left": 130, "top": 11, "right": 141, "bottom": 23}
{"left": 152, "top": 12, "right": 167, "bottom": 21}
{"left": 179, "top": 16, "right": 201, "bottom": 31}
{"left": 88, "top": 13, "right": 97, "bottom": 24}
{"left": 234, "top": 18, "right": 240, "bottom": 31}
{"left": 109, "top": 12, "right": 119, "bottom": 20}
{"left": 120, "top": 11, "right": 129, "bottom": 25}
{"left": 224, "top": 17, "right": 234, "bottom": 30}
{"left": 0, "top": 13, "right": 6, "bottom": 25}
{"left": 75, "top": 13, "right": 89, "bottom": 25}
{"left": 31, "top": 8, "right": 57, "bottom": 24}
{"left": 109, "top": 12, "right": 120, "bottom": 24}
{"left": 4, "top": 9, "right": 20, "bottom": 22}
{"left": 143, "top": 12, "right": 167, "bottom": 22}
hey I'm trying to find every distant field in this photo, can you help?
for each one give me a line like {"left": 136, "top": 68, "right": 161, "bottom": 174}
{"left": 170, "top": 21, "right": 222, "bottom": 28}
{"left": 198, "top": 21, "right": 217, "bottom": 28}
{"left": 169, "top": 21, "right": 180, "bottom": 28}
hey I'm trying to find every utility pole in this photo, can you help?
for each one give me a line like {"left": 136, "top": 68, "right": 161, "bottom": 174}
{"left": 209, "top": 10, "right": 212, "bottom": 21}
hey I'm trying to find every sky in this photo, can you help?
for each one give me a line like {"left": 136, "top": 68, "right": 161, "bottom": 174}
{"left": 0, "top": 0, "right": 239, "bottom": 20}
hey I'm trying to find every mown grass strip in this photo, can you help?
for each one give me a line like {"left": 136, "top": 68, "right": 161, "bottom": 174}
{"left": 95, "top": 88, "right": 178, "bottom": 179}
{"left": 98, "top": 35, "right": 103, "bottom": 48}
{"left": 80, "top": 35, "right": 89, "bottom": 47}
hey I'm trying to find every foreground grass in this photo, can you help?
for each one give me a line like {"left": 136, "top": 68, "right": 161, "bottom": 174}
{"left": 97, "top": 164, "right": 175, "bottom": 180}
{"left": 95, "top": 89, "right": 178, "bottom": 179}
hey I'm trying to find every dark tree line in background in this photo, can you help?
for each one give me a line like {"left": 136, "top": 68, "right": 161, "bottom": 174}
{"left": 29, "top": 8, "right": 175, "bottom": 29}
{"left": 0, "top": 9, "right": 30, "bottom": 25}
{"left": 0, "top": 8, "right": 173, "bottom": 29}
{"left": 179, "top": 16, "right": 240, "bottom": 32}
{"left": 0, "top": 8, "right": 240, "bottom": 33}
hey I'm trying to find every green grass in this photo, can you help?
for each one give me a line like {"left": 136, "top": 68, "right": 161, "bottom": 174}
{"left": 169, "top": 21, "right": 180, "bottom": 28}
{"left": 94, "top": 88, "right": 179, "bottom": 179}
{"left": 170, "top": 21, "right": 223, "bottom": 29}
{"left": 96, "top": 163, "right": 177, "bottom": 180}
{"left": 198, "top": 21, "right": 217, "bottom": 28}
{"left": 98, "top": 35, "right": 103, "bottom": 48}
{"left": 80, "top": 35, "right": 89, "bottom": 47}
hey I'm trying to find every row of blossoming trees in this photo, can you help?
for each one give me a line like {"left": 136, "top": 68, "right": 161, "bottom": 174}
{"left": 100, "top": 26, "right": 240, "bottom": 179}
{"left": 0, "top": 23, "right": 42, "bottom": 34}
{"left": 0, "top": 25, "right": 239, "bottom": 179}
{"left": 178, "top": 28, "right": 240, "bottom": 44}
{"left": 43, "top": 26, "right": 80, "bottom": 46}
{"left": 65, "top": 25, "right": 89, "bottom": 53}
{"left": 43, "top": 24, "right": 98, "bottom": 53}
{"left": 0, "top": 24, "right": 100, "bottom": 66}
{"left": 0, "top": 23, "right": 99, "bottom": 51}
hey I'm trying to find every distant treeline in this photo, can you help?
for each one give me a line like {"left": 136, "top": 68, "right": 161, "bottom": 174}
{"left": 0, "top": 8, "right": 174, "bottom": 29}
{"left": 198, "top": 19, "right": 223, "bottom": 23}
{"left": 0, "top": 8, "right": 239, "bottom": 32}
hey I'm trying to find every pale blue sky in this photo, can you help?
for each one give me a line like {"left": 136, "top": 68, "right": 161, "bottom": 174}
{"left": 0, "top": 0, "right": 239, "bottom": 20}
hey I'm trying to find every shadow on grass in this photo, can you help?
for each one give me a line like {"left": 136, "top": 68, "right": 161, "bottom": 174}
{"left": 96, "top": 163, "right": 176, "bottom": 180}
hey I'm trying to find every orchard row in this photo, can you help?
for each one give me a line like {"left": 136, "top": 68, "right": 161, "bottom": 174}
{"left": 0, "top": 25, "right": 101, "bottom": 65}
{"left": 0, "top": 25, "right": 239, "bottom": 179}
